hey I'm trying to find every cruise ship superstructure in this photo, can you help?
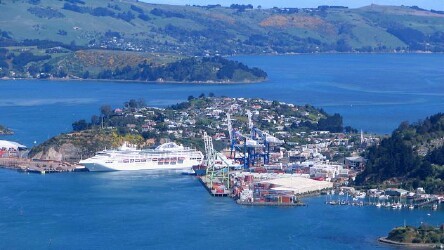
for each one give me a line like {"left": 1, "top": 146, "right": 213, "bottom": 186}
{"left": 79, "top": 142, "right": 204, "bottom": 171}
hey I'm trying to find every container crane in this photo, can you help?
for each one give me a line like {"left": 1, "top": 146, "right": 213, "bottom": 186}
{"left": 226, "top": 110, "right": 284, "bottom": 168}
{"left": 203, "top": 132, "right": 230, "bottom": 189}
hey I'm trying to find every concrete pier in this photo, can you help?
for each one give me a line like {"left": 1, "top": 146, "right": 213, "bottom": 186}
{"left": 199, "top": 176, "right": 230, "bottom": 197}
{"left": 236, "top": 200, "right": 305, "bottom": 206}
{"left": 0, "top": 157, "right": 86, "bottom": 173}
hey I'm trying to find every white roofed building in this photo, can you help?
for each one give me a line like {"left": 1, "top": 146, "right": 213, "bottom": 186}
{"left": 0, "top": 140, "right": 27, "bottom": 158}
{"left": 0, "top": 140, "right": 27, "bottom": 151}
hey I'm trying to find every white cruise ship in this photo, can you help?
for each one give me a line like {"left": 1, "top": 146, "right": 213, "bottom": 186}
{"left": 79, "top": 142, "right": 204, "bottom": 171}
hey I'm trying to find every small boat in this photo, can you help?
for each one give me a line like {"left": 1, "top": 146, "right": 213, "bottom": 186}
{"left": 328, "top": 201, "right": 338, "bottom": 205}
{"left": 391, "top": 203, "right": 402, "bottom": 209}
{"left": 408, "top": 204, "right": 414, "bottom": 210}
{"left": 378, "top": 194, "right": 389, "bottom": 200}
{"left": 432, "top": 204, "right": 438, "bottom": 210}
{"left": 406, "top": 192, "right": 415, "bottom": 199}
{"left": 375, "top": 203, "right": 382, "bottom": 208}
{"left": 355, "top": 192, "right": 366, "bottom": 199}
{"left": 181, "top": 168, "right": 195, "bottom": 175}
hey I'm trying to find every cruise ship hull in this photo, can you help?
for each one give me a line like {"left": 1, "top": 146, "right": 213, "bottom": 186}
{"left": 79, "top": 142, "right": 204, "bottom": 172}
{"left": 81, "top": 160, "right": 199, "bottom": 172}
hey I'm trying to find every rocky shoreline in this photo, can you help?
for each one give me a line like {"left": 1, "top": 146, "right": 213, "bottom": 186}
{"left": 0, "top": 124, "right": 13, "bottom": 135}
{"left": 0, "top": 76, "right": 266, "bottom": 84}
{"left": 379, "top": 237, "right": 442, "bottom": 249}
{"left": 0, "top": 157, "right": 86, "bottom": 173}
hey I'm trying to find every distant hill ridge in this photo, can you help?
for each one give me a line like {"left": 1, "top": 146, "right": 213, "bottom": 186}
{"left": 1, "top": 0, "right": 444, "bottom": 55}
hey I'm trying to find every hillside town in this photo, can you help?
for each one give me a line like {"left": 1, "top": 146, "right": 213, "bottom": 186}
{"left": 2, "top": 96, "right": 443, "bottom": 209}
{"left": 63, "top": 96, "right": 443, "bottom": 208}
{"left": 73, "top": 96, "right": 379, "bottom": 185}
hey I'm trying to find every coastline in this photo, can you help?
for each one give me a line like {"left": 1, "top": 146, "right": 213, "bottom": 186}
{"left": 2, "top": 52, "right": 442, "bottom": 84}
{"left": 0, "top": 76, "right": 268, "bottom": 85}
{"left": 378, "top": 237, "right": 441, "bottom": 249}
{"left": 0, "top": 157, "right": 85, "bottom": 173}
{"left": 229, "top": 51, "right": 444, "bottom": 57}
{"left": 2, "top": 52, "right": 442, "bottom": 85}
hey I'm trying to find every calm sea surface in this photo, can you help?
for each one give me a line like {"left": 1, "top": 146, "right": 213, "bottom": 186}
{"left": 0, "top": 169, "right": 443, "bottom": 249}
{"left": 1, "top": 54, "right": 443, "bottom": 145}
{"left": 0, "top": 54, "right": 443, "bottom": 249}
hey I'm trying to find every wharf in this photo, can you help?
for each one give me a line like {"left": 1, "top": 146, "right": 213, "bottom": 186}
{"left": 198, "top": 176, "right": 230, "bottom": 197}
{"left": 378, "top": 237, "right": 440, "bottom": 249}
{"left": 325, "top": 198, "right": 441, "bottom": 210}
{"left": 0, "top": 157, "right": 86, "bottom": 174}
{"left": 414, "top": 198, "right": 439, "bottom": 208}
{"left": 236, "top": 200, "right": 305, "bottom": 206}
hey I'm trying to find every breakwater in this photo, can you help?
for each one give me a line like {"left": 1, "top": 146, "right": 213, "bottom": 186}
{"left": 0, "top": 157, "right": 86, "bottom": 173}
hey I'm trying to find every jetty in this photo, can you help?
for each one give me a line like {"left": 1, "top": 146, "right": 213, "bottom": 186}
{"left": 379, "top": 237, "right": 441, "bottom": 249}
{"left": 199, "top": 175, "right": 231, "bottom": 197}
{"left": 0, "top": 157, "right": 86, "bottom": 173}
{"left": 236, "top": 200, "right": 305, "bottom": 206}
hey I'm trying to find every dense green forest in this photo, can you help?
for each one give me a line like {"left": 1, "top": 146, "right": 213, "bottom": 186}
{"left": 386, "top": 224, "right": 444, "bottom": 244}
{"left": 96, "top": 56, "right": 267, "bottom": 82}
{"left": 300, "top": 112, "right": 351, "bottom": 133}
{"left": 355, "top": 113, "right": 444, "bottom": 193}
{"left": 0, "top": 47, "right": 266, "bottom": 82}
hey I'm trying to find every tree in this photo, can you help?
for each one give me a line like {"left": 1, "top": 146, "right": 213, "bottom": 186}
{"left": 344, "top": 126, "right": 357, "bottom": 134}
{"left": 82, "top": 70, "right": 90, "bottom": 79}
{"left": 336, "top": 39, "right": 352, "bottom": 52}
{"left": 100, "top": 105, "right": 113, "bottom": 118}
{"left": 90, "top": 115, "right": 100, "bottom": 126}
{"left": 317, "top": 113, "right": 343, "bottom": 132}
{"left": 72, "top": 119, "right": 88, "bottom": 131}
{"left": 414, "top": 161, "right": 434, "bottom": 179}
{"left": 128, "top": 99, "right": 138, "bottom": 109}
{"left": 137, "top": 98, "right": 146, "bottom": 108}
{"left": 69, "top": 40, "right": 77, "bottom": 50}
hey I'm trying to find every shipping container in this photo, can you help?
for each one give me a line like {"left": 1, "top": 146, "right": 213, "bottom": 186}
{"left": 281, "top": 196, "right": 291, "bottom": 203}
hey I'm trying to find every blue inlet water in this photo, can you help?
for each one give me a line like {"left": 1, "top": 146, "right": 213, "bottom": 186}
{"left": 1, "top": 54, "right": 443, "bottom": 146}
{"left": 0, "top": 169, "right": 442, "bottom": 249}
{"left": 0, "top": 54, "right": 443, "bottom": 249}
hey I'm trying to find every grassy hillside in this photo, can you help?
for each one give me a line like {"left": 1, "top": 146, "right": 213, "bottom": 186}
{"left": 1, "top": 1, "right": 444, "bottom": 55}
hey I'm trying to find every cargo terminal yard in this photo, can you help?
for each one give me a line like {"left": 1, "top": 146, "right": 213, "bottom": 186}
{"left": 198, "top": 125, "right": 335, "bottom": 206}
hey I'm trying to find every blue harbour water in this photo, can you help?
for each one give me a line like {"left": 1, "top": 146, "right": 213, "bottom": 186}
{"left": 1, "top": 169, "right": 443, "bottom": 249}
{"left": 1, "top": 54, "right": 443, "bottom": 146}
{"left": 0, "top": 54, "right": 443, "bottom": 249}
